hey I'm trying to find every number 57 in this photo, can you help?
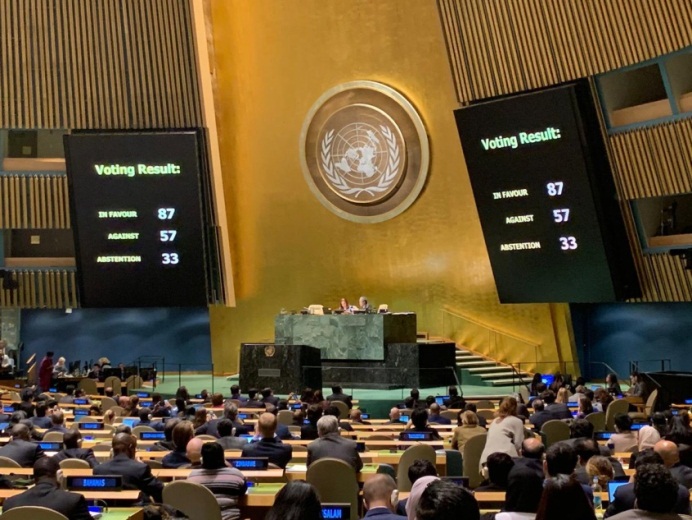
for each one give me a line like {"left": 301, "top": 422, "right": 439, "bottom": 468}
{"left": 552, "top": 209, "right": 570, "bottom": 223}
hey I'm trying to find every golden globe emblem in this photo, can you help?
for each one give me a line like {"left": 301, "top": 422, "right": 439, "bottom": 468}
{"left": 300, "top": 81, "right": 429, "bottom": 223}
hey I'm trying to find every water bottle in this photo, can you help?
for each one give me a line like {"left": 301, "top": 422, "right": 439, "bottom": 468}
{"left": 592, "top": 476, "right": 602, "bottom": 511}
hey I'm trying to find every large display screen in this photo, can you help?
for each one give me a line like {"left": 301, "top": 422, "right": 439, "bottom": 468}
{"left": 65, "top": 131, "right": 208, "bottom": 307}
{"left": 454, "top": 82, "right": 640, "bottom": 303}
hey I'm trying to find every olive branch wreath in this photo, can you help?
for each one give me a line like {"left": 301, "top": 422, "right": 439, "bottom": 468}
{"left": 320, "top": 125, "right": 400, "bottom": 198}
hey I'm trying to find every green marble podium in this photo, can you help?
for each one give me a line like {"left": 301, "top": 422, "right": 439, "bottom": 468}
{"left": 274, "top": 313, "right": 417, "bottom": 360}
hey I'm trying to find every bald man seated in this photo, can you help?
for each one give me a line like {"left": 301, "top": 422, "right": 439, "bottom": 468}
{"left": 240, "top": 412, "right": 293, "bottom": 468}
{"left": 386, "top": 408, "right": 405, "bottom": 424}
{"left": 655, "top": 440, "right": 692, "bottom": 489}
{"left": 2, "top": 456, "right": 91, "bottom": 520}
{"left": 185, "top": 437, "right": 204, "bottom": 469}
{"left": 361, "top": 474, "right": 406, "bottom": 519}
{"left": 0, "top": 424, "right": 45, "bottom": 467}
{"left": 94, "top": 433, "right": 164, "bottom": 504}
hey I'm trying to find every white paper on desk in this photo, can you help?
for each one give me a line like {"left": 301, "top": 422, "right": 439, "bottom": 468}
{"left": 287, "top": 464, "right": 308, "bottom": 472}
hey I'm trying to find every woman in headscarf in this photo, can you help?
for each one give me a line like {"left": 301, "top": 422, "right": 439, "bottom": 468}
{"left": 405, "top": 475, "right": 439, "bottom": 520}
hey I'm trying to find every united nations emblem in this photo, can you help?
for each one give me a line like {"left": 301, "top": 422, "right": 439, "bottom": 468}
{"left": 264, "top": 345, "right": 276, "bottom": 358}
{"left": 300, "top": 81, "right": 429, "bottom": 223}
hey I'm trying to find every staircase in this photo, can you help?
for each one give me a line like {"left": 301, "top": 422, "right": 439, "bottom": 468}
{"left": 455, "top": 348, "right": 532, "bottom": 388}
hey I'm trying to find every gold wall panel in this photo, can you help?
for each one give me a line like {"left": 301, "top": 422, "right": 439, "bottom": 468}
{"left": 0, "top": 0, "right": 202, "bottom": 128}
{"left": 610, "top": 120, "right": 692, "bottom": 199}
{"left": 0, "top": 175, "right": 69, "bottom": 229}
{"left": 438, "top": 0, "right": 692, "bottom": 103}
{"left": 0, "top": 270, "right": 77, "bottom": 309}
{"left": 206, "top": 0, "right": 575, "bottom": 374}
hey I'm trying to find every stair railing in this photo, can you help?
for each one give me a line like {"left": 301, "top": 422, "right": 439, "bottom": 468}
{"left": 441, "top": 307, "right": 542, "bottom": 371}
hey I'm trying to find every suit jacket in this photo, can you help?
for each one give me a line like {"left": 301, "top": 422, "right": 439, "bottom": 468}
{"left": 546, "top": 403, "right": 572, "bottom": 420}
{"left": 45, "top": 425, "right": 71, "bottom": 435}
{"left": 529, "top": 410, "right": 553, "bottom": 431}
{"left": 0, "top": 438, "right": 45, "bottom": 467}
{"left": 604, "top": 482, "right": 690, "bottom": 518}
{"left": 161, "top": 449, "right": 190, "bottom": 469}
{"left": 444, "top": 396, "right": 466, "bottom": 409}
{"left": 509, "top": 457, "right": 544, "bottom": 480}
{"left": 276, "top": 423, "right": 294, "bottom": 440}
{"left": 327, "top": 393, "right": 353, "bottom": 408}
{"left": 307, "top": 433, "right": 363, "bottom": 472}
{"left": 671, "top": 464, "right": 692, "bottom": 489}
{"left": 53, "top": 447, "right": 99, "bottom": 468}
{"left": 30, "top": 416, "right": 52, "bottom": 429}
{"left": 262, "top": 395, "right": 280, "bottom": 407}
{"left": 2, "top": 480, "right": 91, "bottom": 520}
{"left": 94, "top": 453, "right": 164, "bottom": 503}
{"left": 428, "top": 414, "right": 451, "bottom": 425}
{"left": 217, "top": 436, "right": 249, "bottom": 450}
{"left": 16, "top": 401, "right": 35, "bottom": 417}
{"left": 245, "top": 399, "right": 265, "bottom": 409}
{"left": 301, "top": 423, "right": 319, "bottom": 440}
{"left": 196, "top": 418, "right": 249, "bottom": 438}
{"left": 241, "top": 437, "right": 293, "bottom": 468}
{"left": 361, "top": 506, "right": 407, "bottom": 519}
{"left": 134, "top": 420, "right": 165, "bottom": 432}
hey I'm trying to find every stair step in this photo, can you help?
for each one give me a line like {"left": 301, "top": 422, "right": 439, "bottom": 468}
{"left": 491, "top": 378, "right": 531, "bottom": 386}
{"left": 455, "top": 350, "right": 475, "bottom": 357}
{"left": 479, "top": 375, "right": 531, "bottom": 382}
{"left": 456, "top": 361, "right": 496, "bottom": 367}
{"left": 479, "top": 372, "right": 530, "bottom": 380}
{"left": 467, "top": 366, "right": 516, "bottom": 373}
{"left": 455, "top": 355, "right": 485, "bottom": 362}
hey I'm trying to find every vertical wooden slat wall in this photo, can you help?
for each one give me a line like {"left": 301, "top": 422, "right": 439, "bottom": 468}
{"left": 0, "top": 175, "right": 69, "bottom": 229}
{"left": 0, "top": 0, "right": 202, "bottom": 129}
{"left": 438, "top": 0, "right": 692, "bottom": 104}
{"left": 438, "top": 0, "right": 692, "bottom": 302}
{"left": 0, "top": 0, "right": 203, "bottom": 309}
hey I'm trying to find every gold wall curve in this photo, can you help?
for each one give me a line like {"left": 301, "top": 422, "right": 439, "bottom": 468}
{"left": 206, "top": 0, "right": 574, "bottom": 374}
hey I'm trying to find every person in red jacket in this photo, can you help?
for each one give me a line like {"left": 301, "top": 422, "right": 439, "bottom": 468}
{"left": 38, "top": 351, "right": 54, "bottom": 393}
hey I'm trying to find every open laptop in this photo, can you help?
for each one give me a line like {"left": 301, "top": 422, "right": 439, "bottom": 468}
{"left": 608, "top": 480, "right": 628, "bottom": 502}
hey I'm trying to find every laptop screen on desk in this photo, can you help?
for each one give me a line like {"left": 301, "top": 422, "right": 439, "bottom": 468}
{"left": 608, "top": 481, "right": 628, "bottom": 502}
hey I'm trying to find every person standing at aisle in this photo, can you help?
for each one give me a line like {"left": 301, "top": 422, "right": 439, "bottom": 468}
{"left": 38, "top": 351, "right": 54, "bottom": 393}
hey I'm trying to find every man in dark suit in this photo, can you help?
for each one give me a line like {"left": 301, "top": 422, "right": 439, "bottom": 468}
{"left": 245, "top": 389, "right": 265, "bottom": 409}
{"left": 2, "top": 456, "right": 91, "bottom": 519}
{"left": 216, "top": 419, "right": 249, "bottom": 450}
{"left": 132, "top": 408, "right": 165, "bottom": 432}
{"left": 443, "top": 386, "right": 466, "bottom": 410}
{"left": 608, "top": 463, "right": 692, "bottom": 520}
{"left": 350, "top": 409, "right": 371, "bottom": 425}
{"left": 542, "top": 390, "right": 571, "bottom": 420}
{"left": 604, "top": 450, "right": 690, "bottom": 518}
{"left": 361, "top": 474, "right": 405, "bottom": 520}
{"left": 307, "top": 415, "right": 363, "bottom": 472}
{"left": 45, "top": 410, "right": 70, "bottom": 435}
{"left": 229, "top": 384, "right": 248, "bottom": 404}
{"left": 427, "top": 403, "right": 451, "bottom": 425}
{"left": 655, "top": 440, "right": 692, "bottom": 489}
{"left": 94, "top": 432, "right": 164, "bottom": 504}
{"left": 195, "top": 403, "right": 249, "bottom": 437}
{"left": 326, "top": 385, "right": 353, "bottom": 409}
{"left": 528, "top": 399, "right": 553, "bottom": 431}
{"left": 260, "top": 387, "right": 280, "bottom": 407}
{"left": 0, "top": 423, "right": 44, "bottom": 467}
{"left": 241, "top": 413, "right": 292, "bottom": 469}
{"left": 30, "top": 402, "right": 52, "bottom": 429}
{"left": 53, "top": 430, "right": 99, "bottom": 468}
{"left": 509, "top": 438, "right": 545, "bottom": 480}
{"left": 385, "top": 407, "right": 406, "bottom": 425}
